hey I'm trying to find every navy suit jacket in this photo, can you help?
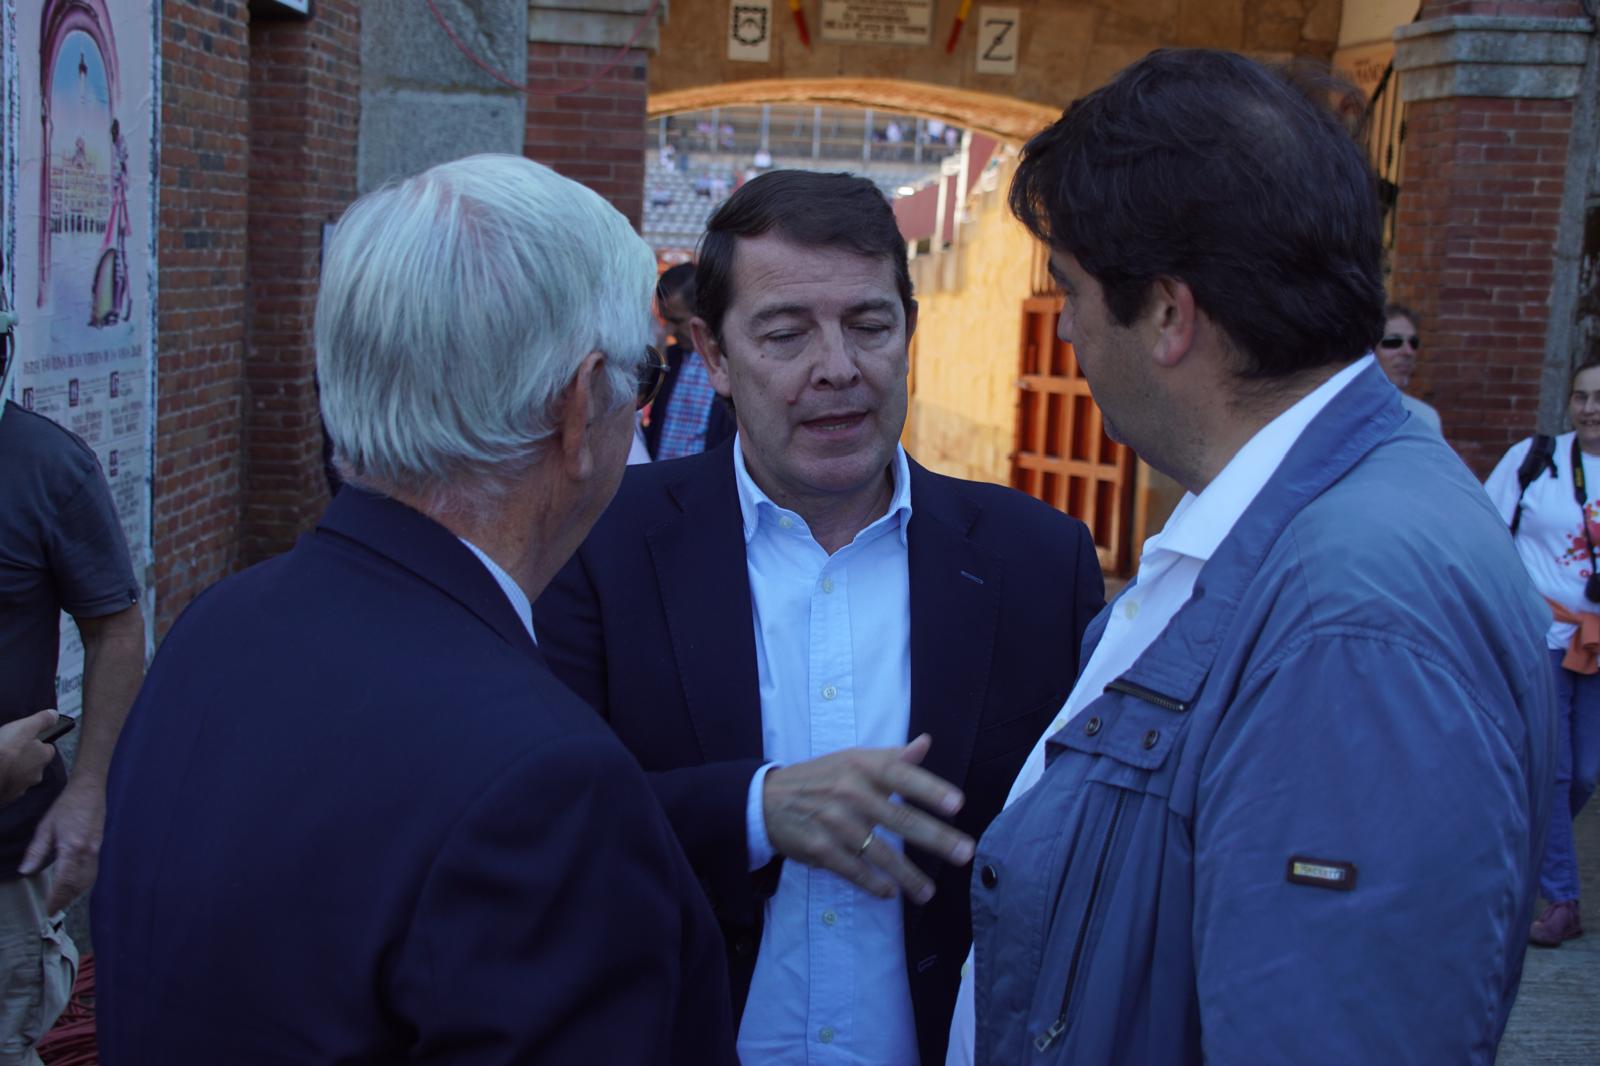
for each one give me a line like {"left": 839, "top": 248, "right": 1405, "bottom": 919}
{"left": 532, "top": 442, "right": 1104, "bottom": 1063}
{"left": 93, "top": 488, "right": 737, "bottom": 1066}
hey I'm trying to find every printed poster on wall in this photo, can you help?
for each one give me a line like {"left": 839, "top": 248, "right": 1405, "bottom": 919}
{"left": 8, "top": 0, "right": 157, "bottom": 714}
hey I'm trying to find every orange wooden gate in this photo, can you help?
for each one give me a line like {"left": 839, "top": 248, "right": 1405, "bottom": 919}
{"left": 1010, "top": 295, "right": 1138, "bottom": 575}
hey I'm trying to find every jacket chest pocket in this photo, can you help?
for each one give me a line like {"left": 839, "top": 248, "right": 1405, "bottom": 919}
{"left": 1047, "top": 680, "right": 1187, "bottom": 798}
{"left": 1004, "top": 688, "right": 1191, "bottom": 1061}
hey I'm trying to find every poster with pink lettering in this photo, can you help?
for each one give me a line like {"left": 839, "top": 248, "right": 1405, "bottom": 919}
{"left": 8, "top": 0, "right": 157, "bottom": 713}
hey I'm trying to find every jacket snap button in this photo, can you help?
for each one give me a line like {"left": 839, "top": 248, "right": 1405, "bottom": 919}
{"left": 1142, "top": 729, "right": 1160, "bottom": 749}
{"left": 1084, "top": 717, "right": 1102, "bottom": 737}
{"left": 980, "top": 864, "right": 999, "bottom": 889}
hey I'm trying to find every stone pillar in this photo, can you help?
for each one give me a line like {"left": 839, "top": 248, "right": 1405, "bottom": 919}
{"left": 525, "top": 1, "right": 666, "bottom": 229}
{"left": 1390, "top": 3, "right": 1597, "bottom": 475}
{"left": 243, "top": 1, "right": 361, "bottom": 564}
{"left": 360, "top": 1, "right": 528, "bottom": 194}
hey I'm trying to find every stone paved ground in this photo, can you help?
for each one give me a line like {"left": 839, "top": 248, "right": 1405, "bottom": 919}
{"left": 1499, "top": 805, "right": 1600, "bottom": 1064}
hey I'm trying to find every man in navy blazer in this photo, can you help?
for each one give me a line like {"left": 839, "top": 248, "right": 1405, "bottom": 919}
{"left": 534, "top": 171, "right": 1104, "bottom": 1065}
{"left": 92, "top": 156, "right": 737, "bottom": 1065}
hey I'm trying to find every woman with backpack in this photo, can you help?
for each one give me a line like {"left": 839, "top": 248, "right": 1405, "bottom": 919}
{"left": 1484, "top": 356, "right": 1600, "bottom": 946}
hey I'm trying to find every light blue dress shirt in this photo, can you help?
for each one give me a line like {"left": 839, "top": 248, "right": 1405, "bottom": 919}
{"left": 733, "top": 438, "right": 921, "bottom": 1065}
{"left": 457, "top": 537, "right": 537, "bottom": 645}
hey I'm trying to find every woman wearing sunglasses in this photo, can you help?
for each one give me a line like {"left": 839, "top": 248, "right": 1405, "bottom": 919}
{"left": 1377, "top": 303, "right": 1442, "bottom": 433}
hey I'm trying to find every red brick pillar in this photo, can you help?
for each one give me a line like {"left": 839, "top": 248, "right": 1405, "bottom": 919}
{"left": 525, "top": 44, "right": 650, "bottom": 229}
{"left": 155, "top": 0, "right": 252, "bottom": 632}
{"left": 524, "top": 3, "right": 662, "bottom": 230}
{"left": 244, "top": 2, "right": 361, "bottom": 563}
{"left": 1390, "top": 0, "right": 1596, "bottom": 475}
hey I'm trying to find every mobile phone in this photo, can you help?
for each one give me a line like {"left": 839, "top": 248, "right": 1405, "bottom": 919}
{"left": 37, "top": 717, "right": 75, "bottom": 744}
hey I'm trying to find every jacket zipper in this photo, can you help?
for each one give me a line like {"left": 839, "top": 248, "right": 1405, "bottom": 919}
{"left": 1103, "top": 677, "right": 1189, "bottom": 713}
{"left": 1033, "top": 788, "right": 1129, "bottom": 1053}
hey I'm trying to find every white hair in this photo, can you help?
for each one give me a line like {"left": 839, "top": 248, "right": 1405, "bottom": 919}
{"left": 316, "top": 153, "right": 655, "bottom": 507}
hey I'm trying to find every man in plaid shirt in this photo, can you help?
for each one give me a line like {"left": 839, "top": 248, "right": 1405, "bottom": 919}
{"left": 646, "top": 264, "right": 734, "bottom": 460}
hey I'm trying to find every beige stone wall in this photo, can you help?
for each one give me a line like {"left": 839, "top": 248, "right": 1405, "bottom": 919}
{"left": 1336, "top": 0, "right": 1416, "bottom": 46}
{"left": 902, "top": 155, "right": 1035, "bottom": 486}
{"left": 652, "top": 0, "right": 1345, "bottom": 114}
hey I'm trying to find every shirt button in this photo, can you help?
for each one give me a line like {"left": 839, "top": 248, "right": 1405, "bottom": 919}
{"left": 822, "top": 909, "right": 837, "bottom": 926}
{"left": 819, "top": 1027, "right": 836, "bottom": 1044}
{"left": 778, "top": 516, "right": 793, "bottom": 530}
{"left": 1084, "top": 717, "right": 1102, "bottom": 737}
{"left": 821, "top": 576, "right": 835, "bottom": 594}
{"left": 980, "top": 864, "right": 999, "bottom": 888}
{"left": 1123, "top": 599, "right": 1139, "bottom": 620}
{"left": 822, "top": 684, "right": 838, "bottom": 700}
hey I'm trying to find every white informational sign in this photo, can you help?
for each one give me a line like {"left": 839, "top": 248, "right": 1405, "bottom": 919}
{"left": 9, "top": 0, "right": 159, "bottom": 714}
{"left": 974, "top": 7, "right": 1020, "bottom": 75}
{"left": 821, "top": 0, "right": 932, "bottom": 46}
{"left": 729, "top": 0, "right": 773, "bottom": 63}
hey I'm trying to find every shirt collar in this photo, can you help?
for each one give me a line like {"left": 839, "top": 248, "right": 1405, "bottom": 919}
{"left": 1147, "top": 354, "right": 1374, "bottom": 565}
{"left": 732, "top": 433, "right": 914, "bottom": 548}
{"left": 457, "top": 537, "right": 538, "bottom": 645}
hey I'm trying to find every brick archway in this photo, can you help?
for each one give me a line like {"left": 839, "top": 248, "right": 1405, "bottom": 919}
{"left": 648, "top": 77, "right": 1060, "bottom": 145}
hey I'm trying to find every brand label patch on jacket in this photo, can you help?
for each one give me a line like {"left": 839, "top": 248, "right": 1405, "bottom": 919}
{"left": 1286, "top": 856, "right": 1357, "bottom": 891}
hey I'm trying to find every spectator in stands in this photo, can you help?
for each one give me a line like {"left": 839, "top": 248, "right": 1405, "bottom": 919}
{"left": 645, "top": 263, "right": 734, "bottom": 460}
{"left": 1483, "top": 356, "right": 1600, "bottom": 948}
{"left": 1378, "top": 303, "right": 1441, "bottom": 433}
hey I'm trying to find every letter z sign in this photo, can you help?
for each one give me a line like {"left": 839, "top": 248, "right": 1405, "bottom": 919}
{"left": 974, "top": 7, "right": 1019, "bottom": 75}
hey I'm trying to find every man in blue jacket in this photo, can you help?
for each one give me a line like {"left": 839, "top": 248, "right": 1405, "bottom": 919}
{"left": 947, "top": 49, "right": 1555, "bottom": 1064}
{"left": 92, "top": 155, "right": 736, "bottom": 1065}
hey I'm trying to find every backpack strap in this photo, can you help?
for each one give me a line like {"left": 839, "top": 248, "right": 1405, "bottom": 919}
{"left": 1511, "top": 434, "right": 1558, "bottom": 536}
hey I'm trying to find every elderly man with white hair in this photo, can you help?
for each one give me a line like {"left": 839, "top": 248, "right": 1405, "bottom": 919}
{"left": 90, "top": 155, "right": 737, "bottom": 1065}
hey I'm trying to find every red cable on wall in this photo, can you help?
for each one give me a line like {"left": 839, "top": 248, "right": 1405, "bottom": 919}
{"left": 424, "top": 0, "right": 664, "bottom": 97}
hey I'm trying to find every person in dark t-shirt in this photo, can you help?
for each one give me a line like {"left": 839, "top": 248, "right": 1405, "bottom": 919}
{"left": 0, "top": 398, "right": 144, "bottom": 1061}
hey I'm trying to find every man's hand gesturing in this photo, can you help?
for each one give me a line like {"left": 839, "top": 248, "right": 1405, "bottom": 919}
{"left": 761, "top": 734, "right": 975, "bottom": 902}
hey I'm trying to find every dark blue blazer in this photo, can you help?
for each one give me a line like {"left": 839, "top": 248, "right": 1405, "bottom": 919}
{"left": 93, "top": 488, "right": 736, "bottom": 1066}
{"left": 532, "top": 442, "right": 1104, "bottom": 1064}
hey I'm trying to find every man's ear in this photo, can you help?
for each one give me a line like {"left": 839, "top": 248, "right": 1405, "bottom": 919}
{"left": 557, "top": 350, "right": 609, "bottom": 482}
{"left": 1149, "top": 276, "right": 1198, "bottom": 369}
{"left": 691, "top": 317, "right": 733, "bottom": 399}
{"left": 905, "top": 299, "right": 919, "bottom": 344}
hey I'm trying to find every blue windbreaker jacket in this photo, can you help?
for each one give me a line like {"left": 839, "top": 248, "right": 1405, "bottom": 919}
{"left": 972, "top": 363, "right": 1556, "bottom": 1065}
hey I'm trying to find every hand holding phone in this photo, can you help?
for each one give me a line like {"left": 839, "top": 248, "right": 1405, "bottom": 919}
{"left": 0, "top": 709, "right": 60, "bottom": 805}
{"left": 37, "top": 716, "right": 75, "bottom": 744}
